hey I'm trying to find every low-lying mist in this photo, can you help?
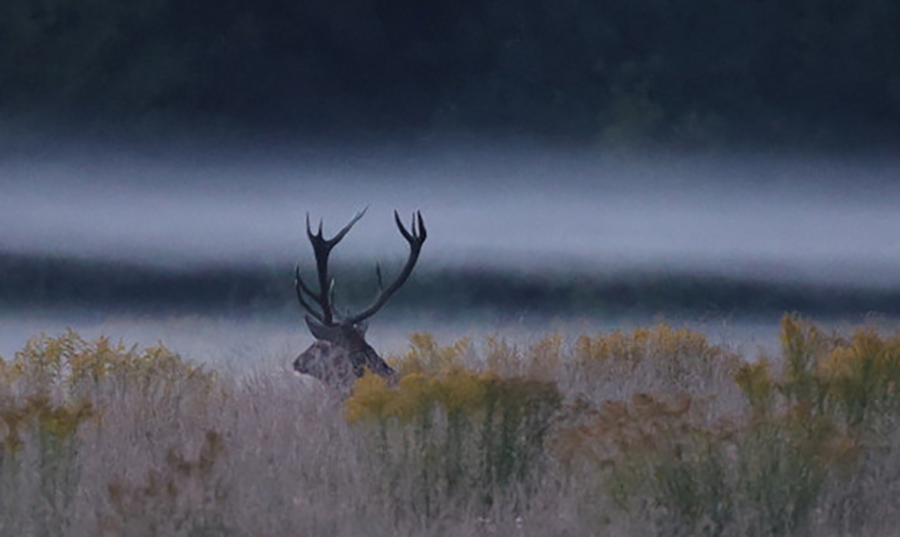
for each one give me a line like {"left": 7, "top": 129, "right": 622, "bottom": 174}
{"left": 2, "top": 145, "right": 898, "bottom": 286}
{"left": 2, "top": 143, "right": 898, "bottom": 366}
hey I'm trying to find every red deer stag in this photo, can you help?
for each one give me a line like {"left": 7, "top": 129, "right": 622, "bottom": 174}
{"left": 293, "top": 208, "right": 426, "bottom": 395}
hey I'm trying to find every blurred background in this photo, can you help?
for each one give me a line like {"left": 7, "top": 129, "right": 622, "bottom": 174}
{"left": 2, "top": 0, "right": 899, "bottom": 147}
{"left": 1, "top": 0, "right": 899, "bottom": 362}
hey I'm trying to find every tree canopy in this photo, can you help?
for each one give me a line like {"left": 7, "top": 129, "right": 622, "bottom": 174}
{"left": 2, "top": 0, "right": 898, "bottom": 145}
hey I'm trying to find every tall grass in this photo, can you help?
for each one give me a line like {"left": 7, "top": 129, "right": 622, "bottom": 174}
{"left": 2, "top": 317, "right": 900, "bottom": 535}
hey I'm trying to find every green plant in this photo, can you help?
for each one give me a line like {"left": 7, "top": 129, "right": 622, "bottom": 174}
{"left": 574, "top": 323, "right": 743, "bottom": 394}
{"left": 345, "top": 334, "right": 562, "bottom": 524}
{"left": 1, "top": 330, "right": 223, "bottom": 536}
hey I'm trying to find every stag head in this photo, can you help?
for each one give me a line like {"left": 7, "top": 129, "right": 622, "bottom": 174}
{"left": 293, "top": 208, "right": 426, "bottom": 395}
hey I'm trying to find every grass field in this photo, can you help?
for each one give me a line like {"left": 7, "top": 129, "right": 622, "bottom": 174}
{"left": 2, "top": 315, "right": 900, "bottom": 536}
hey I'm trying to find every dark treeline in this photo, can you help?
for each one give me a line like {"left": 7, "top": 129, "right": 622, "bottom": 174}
{"left": 2, "top": 0, "right": 899, "bottom": 146}
{"left": 3, "top": 253, "right": 900, "bottom": 319}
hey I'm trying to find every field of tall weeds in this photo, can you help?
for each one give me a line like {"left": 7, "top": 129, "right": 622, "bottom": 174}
{"left": 3, "top": 315, "right": 900, "bottom": 536}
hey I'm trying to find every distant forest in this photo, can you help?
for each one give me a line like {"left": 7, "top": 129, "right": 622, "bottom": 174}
{"left": 4, "top": 252, "right": 900, "bottom": 320}
{"left": 2, "top": 0, "right": 899, "bottom": 146}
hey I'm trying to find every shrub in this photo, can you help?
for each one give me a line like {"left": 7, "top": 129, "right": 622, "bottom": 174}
{"left": 345, "top": 333, "right": 562, "bottom": 525}
{"left": 573, "top": 323, "right": 743, "bottom": 397}
{"left": 3, "top": 319, "right": 900, "bottom": 536}
{"left": 556, "top": 316, "right": 892, "bottom": 537}
{"left": 2, "top": 328, "right": 216, "bottom": 402}
{"left": 0, "top": 330, "right": 221, "bottom": 536}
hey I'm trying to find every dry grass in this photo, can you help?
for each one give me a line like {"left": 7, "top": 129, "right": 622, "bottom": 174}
{"left": 2, "top": 317, "right": 900, "bottom": 536}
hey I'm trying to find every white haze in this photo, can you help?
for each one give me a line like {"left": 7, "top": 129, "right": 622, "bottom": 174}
{"left": 2, "top": 144, "right": 898, "bottom": 362}
{"left": 1, "top": 145, "right": 899, "bottom": 286}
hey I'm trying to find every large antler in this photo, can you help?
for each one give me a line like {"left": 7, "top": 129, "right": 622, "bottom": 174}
{"left": 346, "top": 211, "right": 426, "bottom": 324}
{"left": 295, "top": 209, "right": 426, "bottom": 327}
{"left": 295, "top": 207, "right": 368, "bottom": 324}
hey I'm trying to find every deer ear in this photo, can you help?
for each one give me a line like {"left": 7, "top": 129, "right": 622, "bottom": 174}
{"left": 305, "top": 316, "right": 343, "bottom": 343}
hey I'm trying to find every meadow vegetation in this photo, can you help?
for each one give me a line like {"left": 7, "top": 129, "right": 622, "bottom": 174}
{"left": 2, "top": 316, "right": 900, "bottom": 536}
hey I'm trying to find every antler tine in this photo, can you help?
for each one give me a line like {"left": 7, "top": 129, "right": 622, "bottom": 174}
{"left": 394, "top": 210, "right": 427, "bottom": 244}
{"left": 328, "top": 206, "right": 368, "bottom": 246}
{"left": 305, "top": 212, "right": 315, "bottom": 240}
{"left": 301, "top": 208, "right": 370, "bottom": 324}
{"left": 347, "top": 210, "right": 426, "bottom": 324}
{"left": 295, "top": 265, "right": 325, "bottom": 322}
{"left": 417, "top": 211, "right": 427, "bottom": 241}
